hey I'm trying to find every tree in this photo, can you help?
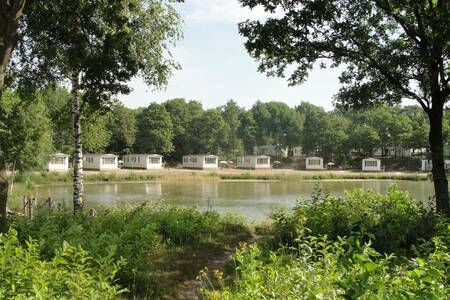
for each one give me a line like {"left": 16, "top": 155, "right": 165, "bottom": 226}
{"left": 0, "top": 0, "right": 26, "bottom": 98}
{"left": 296, "top": 102, "right": 327, "bottom": 155}
{"left": 41, "top": 87, "right": 73, "bottom": 154}
{"left": 251, "top": 101, "right": 303, "bottom": 150}
{"left": 20, "top": 0, "right": 182, "bottom": 211}
{"left": 190, "top": 109, "right": 226, "bottom": 154}
{"left": 238, "top": 111, "right": 257, "bottom": 154}
{"left": 0, "top": 0, "right": 27, "bottom": 233}
{"left": 107, "top": 105, "right": 137, "bottom": 155}
{"left": 239, "top": 0, "right": 450, "bottom": 214}
{"left": 219, "top": 100, "right": 244, "bottom": 157}
{"left": 401, "top": 106, "right": 430, "bottom": 153}
{"left": 319, "top": 114, "right": 349, "bottom": 162}
{"left": 163, "top": 98, "right": 203, "bottom": 161}
{"left": 0, "top": 90, "right": 53, "bottom": 169}
{"left": 82, "top": 110, "right": 112, "bottom": 154}
{"left": 135, "top": 103, "right": 174, "bottom": 154}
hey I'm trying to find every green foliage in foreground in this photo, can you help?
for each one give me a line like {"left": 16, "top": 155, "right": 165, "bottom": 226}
{"left": 202, "top": 186, "right": 450, "bottom": 299}
{"left": 0, "top": 231, "right": 124, "bottom": 299}
{"left": 9, "top": 206, "right": 250, "bottom": 298}
{"left": 204, "top": 235, "right": 450, "bottom": 299}
{"left": 271, "top": 186, "right": 437, "bottom": 255}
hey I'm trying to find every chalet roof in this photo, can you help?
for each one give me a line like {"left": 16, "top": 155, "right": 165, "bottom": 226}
{"left": 183, "top": 154, "right": 218, "bottom": 157}
{"left": 123, "top": 154, "right": 163, "bottom": 157}
{"left": 52, "top": 153, "right": 69, "bottom": 157}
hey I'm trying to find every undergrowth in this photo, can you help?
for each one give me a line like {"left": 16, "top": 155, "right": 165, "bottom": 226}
{"left": 6, "top": 205, "right": 251, "bottom": 298}
{"left": 201, "top": 186, "right": 450, "bottom": 299}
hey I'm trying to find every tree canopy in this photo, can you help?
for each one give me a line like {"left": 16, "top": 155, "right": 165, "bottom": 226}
{"left": 238, "top": 0, "right": 450, "bottom": 214}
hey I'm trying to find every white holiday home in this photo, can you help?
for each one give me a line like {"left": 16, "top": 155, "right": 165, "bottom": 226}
{"left": 237, "top": 155, "right": 271, "bottom": 169}
{"left": 182, "top": 155, "right": 218, "bottom": 169}
{"left": 421, "top": 159, "right": 432, "bottom": 171}
{"left": 47, "top": 153, "right": 69, "bottom": 172}
{"left": 305, "top": 157, "right": 324, "bottom": 170}
{"left": 292, "top": 146, "right": 303, "bottom": 157}
{"left": 84, "top": 154, "right": 118, "bottom": 171}
{"left": 122, "top": 154, "right": 163, "bottom": 170}
{"left": 422, "top": 159, "right": 450, "bottom": 171}
{"left": 362, "top": 158, "right": 381, "bottom": 171}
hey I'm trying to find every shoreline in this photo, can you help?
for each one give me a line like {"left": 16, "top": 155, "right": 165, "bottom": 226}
{"left": 16, "top": 168, "right": 431, "bottom": 187}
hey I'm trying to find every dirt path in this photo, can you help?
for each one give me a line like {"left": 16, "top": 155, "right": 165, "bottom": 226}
{"left": 173, "top": 235, "right": 260, "bottom": 300}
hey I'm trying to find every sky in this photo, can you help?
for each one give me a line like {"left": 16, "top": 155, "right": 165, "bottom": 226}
{"left": 118, "top": 0, "right": 342, "bottom": 111}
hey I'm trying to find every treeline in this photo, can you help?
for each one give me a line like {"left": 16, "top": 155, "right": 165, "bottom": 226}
{"left": 1, "top": 87, "right": 449, "bottom": 170}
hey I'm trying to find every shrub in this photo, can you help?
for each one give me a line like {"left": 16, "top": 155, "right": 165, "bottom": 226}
{"left": 10, "top": 205, "right": 249, "bottom": 298}
{"left": 270, "top": 185, "right": 438, "bottom": 255}
{"left": 202, "top": 234, "right": 450, "bottom": 299}
{"left": 0, "top": 230, "right": 125, "bottom": 299}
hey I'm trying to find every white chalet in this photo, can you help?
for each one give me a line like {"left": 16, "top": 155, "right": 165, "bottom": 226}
{"left": 236, "top": 155, "right": 271, "bottom": 169}
{"left": 84, "top": 154, "right": 118, "bottom": 171}
{"left": 362, "top": 158, "right": 381, "bottom": 171}
{"left": 422, "top": 159, "right": 450, "bottom": 171}
{"left": 291, "top": 146, "right": 303, "bottom": 157}
{"left": 47, "top": 153, "right": 69, "bottom": 172}
{"left": 305, "top": 157, "right": 324, "bottom": 170}
{"left": 182, "top": 155, "right": 218, "bottom": 169}
{"left": 123, "top": 154, "right": 163, "bottom": 170}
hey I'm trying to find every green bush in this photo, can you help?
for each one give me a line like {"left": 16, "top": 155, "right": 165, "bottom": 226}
{"left": 10, "top": 205, "right": 249, "bottom": 298}
{"left": 270, "top": 185, "right": 437, "bottom": 255}
{"left": 0, "top": 230, "right": 125, "bottom": 299}
{"left": 202, "top": 233, "right": 450, "bottom": 299}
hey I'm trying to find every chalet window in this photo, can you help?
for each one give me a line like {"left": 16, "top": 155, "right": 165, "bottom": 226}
{"left": 308, "top": 159, "right": 321, "bottom": 165}
{"left": 365, "top": 160, "right": 378, "bottom": 167}
{"left": 102, "top": 157, "right": 116, "bottom": 165}
{"left": 190, "top": 158, "right": 197, "bottom": 163}
{"left": 257, "top": 158, "right": 269, "bottom": 165}
{"left": 51, "top": 157, "right": 66, "bottom": 165}
{"left": 205, "top": 157, "right": 216, "bottom": 164}
{"left": 183, "top": 157, "right": 188, "bottom": 163}
{"left": 85, "top": 157, "right": 93, "bottom": 163}
{"left": 150, "top": 157, "right": 160, "bottom": 164}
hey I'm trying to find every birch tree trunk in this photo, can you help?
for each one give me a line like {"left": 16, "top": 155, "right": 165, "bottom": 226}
{"left": 71, "top": 72, "right": 84, "bottom": 211}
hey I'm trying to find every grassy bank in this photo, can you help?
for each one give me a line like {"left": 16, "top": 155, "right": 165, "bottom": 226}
{"left": 14, "top": 169, "right": 430, "bottom": 187}
{"left": 4, "top": 205, "right": 251, "bottom": 299}
{"left": 201, "top": 186, "right": 450, "bottom": 299}
{"left": 213, "top": 171, "right": 429, "bottom": 181}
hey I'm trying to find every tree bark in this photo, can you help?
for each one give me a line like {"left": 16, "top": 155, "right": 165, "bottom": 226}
{"left": 71, "top": 72, "right": 84, "bottom": 211}
{"left": 0, "top": 177, "right": 7, "bottom": 233}
{"left": 0, "top": 0, "right": 26, "bottom": 98}
{"left": 428, "top": 103, "right": 450, "bottom": 215}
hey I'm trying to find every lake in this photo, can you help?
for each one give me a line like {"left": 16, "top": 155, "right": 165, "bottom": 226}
{"left": 20, "top": 180, "right": 434, "bottom": 220}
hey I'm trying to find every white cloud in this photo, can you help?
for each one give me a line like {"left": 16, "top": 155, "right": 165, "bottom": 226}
{"left": 183, "top": 0, "right": 281, "bottom": 25}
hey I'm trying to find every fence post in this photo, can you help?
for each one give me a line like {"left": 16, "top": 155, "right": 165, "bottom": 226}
{"left": 0, "top": 180, "right": 8, "bottom": 233}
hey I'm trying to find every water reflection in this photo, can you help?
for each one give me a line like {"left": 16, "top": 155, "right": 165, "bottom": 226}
{"left": 28, "top": 180, "right": 434, "bottom": 220}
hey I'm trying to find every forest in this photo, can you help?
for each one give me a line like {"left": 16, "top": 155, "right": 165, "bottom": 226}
{"left": 1, "top": 87, "right": 448, "bottom": 173}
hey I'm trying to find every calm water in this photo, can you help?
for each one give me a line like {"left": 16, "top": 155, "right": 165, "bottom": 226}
{"left": 20, "top": 180, "right": 434, "bottom": 220}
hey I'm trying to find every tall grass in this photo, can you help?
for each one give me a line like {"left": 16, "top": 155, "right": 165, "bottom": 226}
{"left": 8, "top": 205, "right": 251, "bottom": 298}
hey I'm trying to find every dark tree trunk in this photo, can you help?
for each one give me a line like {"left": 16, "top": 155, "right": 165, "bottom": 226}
{"left": 0, "top": 0, "right": 26, "bottom": 97}
{"left": 428, "top": 103, "right": 450, "bottom": 215}
{"left": 0, "top": 178, "right": 7, "bottom": 233}
{"left": 72, "top": 72, "right": 84, "bottom": 211}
